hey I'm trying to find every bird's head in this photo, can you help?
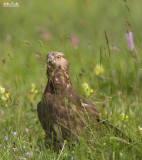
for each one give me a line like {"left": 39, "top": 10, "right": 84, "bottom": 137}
{"left": 46, "top": 51, "right": 69, "bottom": 72}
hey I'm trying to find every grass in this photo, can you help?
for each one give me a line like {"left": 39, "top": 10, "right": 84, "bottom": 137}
{"left": 0, "top": 0, "right": 142, "bottom": 159}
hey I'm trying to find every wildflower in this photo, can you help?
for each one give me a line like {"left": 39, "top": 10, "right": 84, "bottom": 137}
{"left": 0, "top": 85, "right": 5, "bottom": 94}
{"left": 71, "top": 34, "right": 79, "bottom": 47}
{"left": 13, "top": 147, "right": 18, "bottom": 152}
{"left": 4, "top": 136, "right": 8, "bottom": 141}
{"left": 1, "top": 95, "right": 7, "bottom": 101}
{"left": 93, "top": 64, "right": 104, "bottom": 76}
{"left": 30, "top": 88, "right": 35, "bottom": 93}
{"left": 31, "top": 83, "right": 36, "bottom": 90}
{"left": 125, "top": 31, "right": 134, "bottom": 51}
{"left": 34, "top": 89, "right": 38, "bottom": 94}
{"left": 82, "top": 82, "right": 94, "bottom": 97}
{"left": 70, "top": 156, "right": 75, "bottom": 160}
{"left": 125, "top": 115, "right": 129, "bottom": 119}
{"left": 25, "top": 128, "right": 29, "bottom": 133}
{"left": 82, "top": 82, "right": 90, "bottom": 96}
{"left": 40, "top": 135, "right": 45, "bottom": 141}
{"left": 9, "top": 126, "right": 11, "bottom": 131}
{"left": 119, "top": 113, "right": 125, "bottom": 121}
{"left": 1, "top": 93, "right": 10, "bottom": 101}
{"left": 25, "top": 152, "right": 32, "bottom": 158}
{"left": 120, "top": 152, "right": 123, "bottom": 157}
{"left": 28, "top": 94, "right": 34, "bottom": 101}
{"left": 82, "top": 82, "right": 89, "bottom": 91}
{"left": 138, "top": 126, "right": 142, "bottom": 134}
{"left": 5, "top": 93, "right": 10, "bottom": 98}
{"left": 29, "top": 83, "right": 39, "bottom": 101}
{"left": 98, "top": 113, "right": 102, "bottom": 118}
{"left": 119, "top": 113, "right": 128, "bottom": 121}
{"left": 1, "top": 110, "right": 5, "bottom": 115}
{"left": 14, "top": 132, "right": 17, "bottom": 136}
{"left": 90, "top": 89, "right": 94, "bottom": 94}
{"left": 64, "top": 140, "right": 67, "bottom": 143}
{"left": 35, "top": 148, "right": 39, "bottom": 152}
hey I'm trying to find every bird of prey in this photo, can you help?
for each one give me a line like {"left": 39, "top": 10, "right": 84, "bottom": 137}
{"left": 37, "top": 51, "right": 129, "bottom": 148}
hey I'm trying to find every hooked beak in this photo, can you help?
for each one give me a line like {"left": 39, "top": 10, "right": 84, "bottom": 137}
{"left": 46, "top": 56, "right": 53, "bottom": 64}
{"left": 46, "top": 55, "right": 54, "bottom": 69}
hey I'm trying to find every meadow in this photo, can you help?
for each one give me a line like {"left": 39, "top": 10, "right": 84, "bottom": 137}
{"left": 0, "top": 0, "right": 142, "bottom": 159}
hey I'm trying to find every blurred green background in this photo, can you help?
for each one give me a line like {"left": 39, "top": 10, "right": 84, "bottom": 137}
{"left": 0, "top": 0, "right": 142, "bottom": 159}
{"left": 0, "top": 0, "right": 142, "bottom": 93}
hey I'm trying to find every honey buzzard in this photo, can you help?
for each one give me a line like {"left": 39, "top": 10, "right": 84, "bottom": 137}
{"left": 37, "top": 51, "right": 129, "bottom": 147}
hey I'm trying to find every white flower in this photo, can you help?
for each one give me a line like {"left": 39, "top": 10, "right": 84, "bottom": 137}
{"left": 1, "top": 95, "right": 7, "bottom": 101}
{"left": 138, "top": 126, "right": 142, "bottom": 134}
{"left": 0, "top": 85, "right": 5, "bottom": 94}
{"left": 82, "top": 82, "right": 94, "bottom": 97}
{"left": 1, "top": 93, "right": 10, "bottom": 101}
{"left": 13, "top": 132, "right": 17, "bottom": 136}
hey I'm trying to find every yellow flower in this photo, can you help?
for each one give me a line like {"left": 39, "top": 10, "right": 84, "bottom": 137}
{"left": 1, "top": 92, "right": 10, "bottom": 101}
{"left": 30, "top": 83, "right": 38, "bottom": 94}
{"left": 31, "top": 83, "right": 36, "bottom": 90}
{"left": 40, "top": 135, "right": 45, "bottom": 141}
{"left": 34, "top": 89, "right": 38, "bottom": 94}
{"left": 119, "top": 113, "right": 125, "bottom": 121}
{"left": 99, "top": 113, "right": 102, "bottom": 118}
{"left": 5, "top": 93, "right": 10, "bottom": 98}
{"left": 119, "top": 113, "right": 128, "bottom": 121}
{"left": 125, "top": 115, "right": 129, "bottom": 119}
{"left": 30, "top": 88, "right": 35, "bottom": 93}
{"left": 0, "top": 85, "right": 5, "bottom": 94}
{"left": 64, "top": 140, "right": 67, "bottom": 143}
{"left": 28, "top": 94, "right": 34, "bottom": 101}
{"left": 93, "top": 64, "right": 104, "bottom": 76}
{"left": 90, "top": 89, "right": 94, "bottom": 94}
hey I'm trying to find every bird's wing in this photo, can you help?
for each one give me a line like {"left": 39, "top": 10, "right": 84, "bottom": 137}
{"left": 74, "top": 96, "right": 131, "bottom": 142}
{"left": 37, "top": 100, "right": 49, "bottom": 131}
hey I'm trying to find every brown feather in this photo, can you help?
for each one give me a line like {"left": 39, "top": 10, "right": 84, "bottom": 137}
{"left": 37, "top": 51, "right": 130, "bottom": 147}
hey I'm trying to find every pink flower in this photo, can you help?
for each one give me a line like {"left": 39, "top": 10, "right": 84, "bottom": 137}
{"left": 35, "top": 148, "right": 39, "bottom": 152}
{"left": 4, "top": 136, "right": 8, "bottom": 141}
{"left": 125, "top": 31, "right": 134, "bottom": 51}
{"left": 71, "top": 34, "right": 79, "bottom": 47}
{"left": 1, "top": 110, "right": 5, "bottom": 115}
{"left": 13, "top": 147, "right": 18, "bottom": 152}
{"left": 25, "top": 152, "right": 32, "bottom": 158}
{"left": 25, "top": 128, "right": 29, "bottom": 133}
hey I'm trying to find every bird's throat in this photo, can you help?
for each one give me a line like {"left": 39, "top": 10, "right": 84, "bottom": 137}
{"left": 45, "top": 69, "right": 72, "bottom": 94}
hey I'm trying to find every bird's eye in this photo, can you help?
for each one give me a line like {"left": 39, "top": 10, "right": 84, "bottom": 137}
{"left": 57, "top": 56, "right": 61, "bottom": 60}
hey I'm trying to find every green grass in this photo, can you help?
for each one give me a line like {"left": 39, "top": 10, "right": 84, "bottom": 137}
{"left": 0, "top": 0, "right": 142, "bottom": 159}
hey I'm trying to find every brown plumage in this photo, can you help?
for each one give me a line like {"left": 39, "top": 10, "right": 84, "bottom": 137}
{"left": 37, "top": 51, "right": 130, "bottom": 147}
